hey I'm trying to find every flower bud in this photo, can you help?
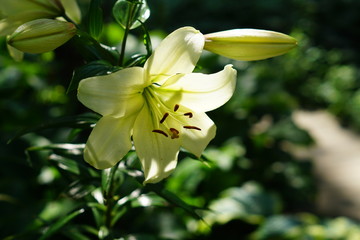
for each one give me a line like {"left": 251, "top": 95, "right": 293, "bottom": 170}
{"left": 7, "top": 19, "right": 77, "bottom": 54}
{"left": 0, "top": 0, "right": 65, "bottom": 36}
{"left": 1, "top": 0, "right": 63, "bottom": 16}
{"left": 204, "top": 29, "right": 297, "bottom": 61}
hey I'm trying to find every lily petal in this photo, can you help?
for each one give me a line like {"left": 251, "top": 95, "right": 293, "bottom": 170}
{"left": 133, "top": 105, "right": 180, "bottom": 184}
{"left": 180, "top": 111, "right": 216, "bottom": 158}
{"left": 84, "top": 115, "right": 135, "bottom": 169}
{"left": 144, "top": 27, "right": 204, "bottom": 80}
{"left": 7, "top": 43, "right": 24, "bottom": 62}
{"left": 60, "top": 0, "right": 82, "bottom": 24}
{"left": 78, "top": 67, "right": 146, "bottom": 118}
{"left": 157, "top": 64, "right": 237, "bottom": 112}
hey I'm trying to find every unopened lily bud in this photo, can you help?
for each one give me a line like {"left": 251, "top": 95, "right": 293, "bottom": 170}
{"left": 1, "top": 0, "right": 63, "bottom": 16}
{"left": 7, "top": 19, "right": 77, "bottom": 54}
{"left": 204, "top": 29, "right": 297, "bottom": 61}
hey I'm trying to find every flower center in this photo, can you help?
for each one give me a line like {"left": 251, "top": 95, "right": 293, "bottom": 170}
{"left": 143, "top": 85, "right": 201, "bottom": 139}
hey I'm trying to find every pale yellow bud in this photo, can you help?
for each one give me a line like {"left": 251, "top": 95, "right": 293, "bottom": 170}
{"left": 0, "top": 0, "right": 63, "bottom": 16}
{"left": 0, "top": 0, "right": 65, "bottom": 36}
{"left": 7, "top": 19, "right": 77, "bottom": 54}
{"left": 204, "top": 29, "right": 297, "bottom": 61}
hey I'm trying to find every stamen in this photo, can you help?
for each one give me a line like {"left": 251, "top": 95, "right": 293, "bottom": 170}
{"left": 160, "top": 113, "right": 169, "bottom": 123}
{"left": 184, "top": 112, "right": 193, "bottom": 118}
{"left": 152, "top": 129, "right": 168, "bottom": 137}
{"left": 183, "top": 126, "right": 201, "bottom": 131}
{"left": 169, "top": 128, "right": 180, "bottom": 139}
{"left": 174, "top": 104, "right": 180, "bottom": 112}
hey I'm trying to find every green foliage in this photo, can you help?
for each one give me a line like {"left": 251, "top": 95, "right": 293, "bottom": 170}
{"left": 1, "top": 0, "right": 360, "bottom": 239}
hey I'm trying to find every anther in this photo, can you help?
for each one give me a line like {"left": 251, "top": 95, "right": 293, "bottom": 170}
{"left": 152, "top": 129, "right": 168, "bottom": 137}
{"left": 160, "top": 113, "right": 169, "bottom": 123}
{"left": 174, "top": 104, "right": 180, "bottom": 112}
{"left": 169, "top": 128, "right": 180, "bottom": 139}
{"left": 184, "top": 112, "right": 193, "bottom": 118}
{"left": 183, "top": 126, "right": 201, "bottom": 131}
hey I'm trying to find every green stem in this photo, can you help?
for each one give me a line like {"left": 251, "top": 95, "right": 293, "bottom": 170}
{"left": 104, "top": 162, "right": 120, "bottom": 229}
{"left": 119, "top": 2, "right": 140, "bottom": 66}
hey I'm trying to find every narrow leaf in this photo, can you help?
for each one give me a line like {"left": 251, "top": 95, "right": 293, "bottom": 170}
{"left": 88, "top": 0, "right": 104, "bottom": 39}
{"left": 146, "top": 184, "right": 204, "bottom": 220}
{"left": 8, "top": 113, "right": 100, "bottom": 144}
{"left": 39, "top": 208, "right": 85, "bottom": 240}
{"left": 48, "top": 153, "right": 98, "bottom": 177}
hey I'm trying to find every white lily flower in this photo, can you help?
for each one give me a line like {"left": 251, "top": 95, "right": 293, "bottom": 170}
{"left": 78, "top": 27, "right": 237, "bottom": 184}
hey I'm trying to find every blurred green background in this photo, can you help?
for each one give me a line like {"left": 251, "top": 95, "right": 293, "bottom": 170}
{"left": 1, "top": 0, "right": 360, "bottom": 239}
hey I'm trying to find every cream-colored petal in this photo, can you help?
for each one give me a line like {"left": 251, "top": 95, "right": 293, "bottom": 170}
{"left": 84, "top": 115, "right": 136, "bottom": 169}
{"left": 78, "top": 67, "right": 146, "bottom": 118}
{"left": 156, "top": 64, "right": 237, "bottom": 112}
{"left": 144, "top": 27, "right": 204, "bottom": 79}
{"left": 133, "top": 105, "right": 181, "bottom": 184}
{"left": 7, "top": 43, "right": 24, "bottom": 62}
{"left": 180, "top": 111, "right": 216, "bottom": 158}
{"left": 61, "top": 0, "right": 82, "bottom": 23}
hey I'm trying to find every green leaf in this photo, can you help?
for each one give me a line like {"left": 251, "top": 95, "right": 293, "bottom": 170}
{"left": 66, "top": 180, "right": 97, "bottom": 200}
{"left": 125, "top": 54, "right": 147, "bottom": 67}
{"left": 89, "top": 203, "right": 105, "bottom": 228}
{"left": 140, "top": 21, "right": 152, "bottom": 57}
{"left": 68, "top": 60, "right": 119, "bottom": 93}
{"left": 145, "top": 183, "right": 204, "bottom": 220}
{"left": 47, "top": 153, "right": 98, "bottom": 177}
{"left": 27, "top": 144, "right": 85, "bottom": 155}
{"left": 8, "top": 113, "right": 100, "bottom": 144}
{"left": 131, "top": 192, "right": 167, "bottom": 208}
{"left": 39, "top": 208, "right": 85, "bottom": 240}
{"left": 71, "top": 32, "right": 119, "bottom": 64}
{"left": 88, "top": 0, "right": 104, "bottom": 39}
{"left": 207, "top": 182, "right": 281, "bottom": 225}
{"left": 112, "top": 0, "right": 150, "bottom": 30}
{"left": 62, "top": 225, "right": 93, "bottom": 240}
{"left": 101, "top": 163, "right": 124, "bottom": 199}
{"left": 254, "top": 215, "right": 301, "bottom": 239}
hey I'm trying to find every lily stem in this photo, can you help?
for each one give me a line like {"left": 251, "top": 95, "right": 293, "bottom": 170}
{"left": 119, "top": 2, "right": 139, "bottom": 66}
{"left": 104, "top": 162, "right": 120, "bottom": 230}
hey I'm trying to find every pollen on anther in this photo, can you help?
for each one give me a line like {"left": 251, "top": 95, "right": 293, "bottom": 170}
{"left": 152, "top": 129, "right": 168, "bottom": 137}
{"left": 169, "top": 128, "right": 180, "bottom": 139}
{"left": 183, "top": 126, "right": 201, "bottom": 131}
{"left": 160, "top": 113, "right": 169, "bottom": 123}
{"left": 174, "top": 104, "right": 180, "bottom": 112}
{"left": 184, "top": 112, "right": 193, "bottom": 118}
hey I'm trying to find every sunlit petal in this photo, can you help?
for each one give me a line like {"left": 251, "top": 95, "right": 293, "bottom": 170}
{"left": 133, "top": 105, "right": 180, "bottom": 184}
{"left": 78, "top": 67, "right": 146, "bottom": 117}
{"left": 157, "top": 64, "right": 236, "bottom": 112}
{"left": 84, "top": 115, "right": 136, "bottom": 169}
{"left": 144, "top": 27, "right": 204, "bottom": 78}
{"left": 180, "top": 111, "right": 216, "bottom": 158}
